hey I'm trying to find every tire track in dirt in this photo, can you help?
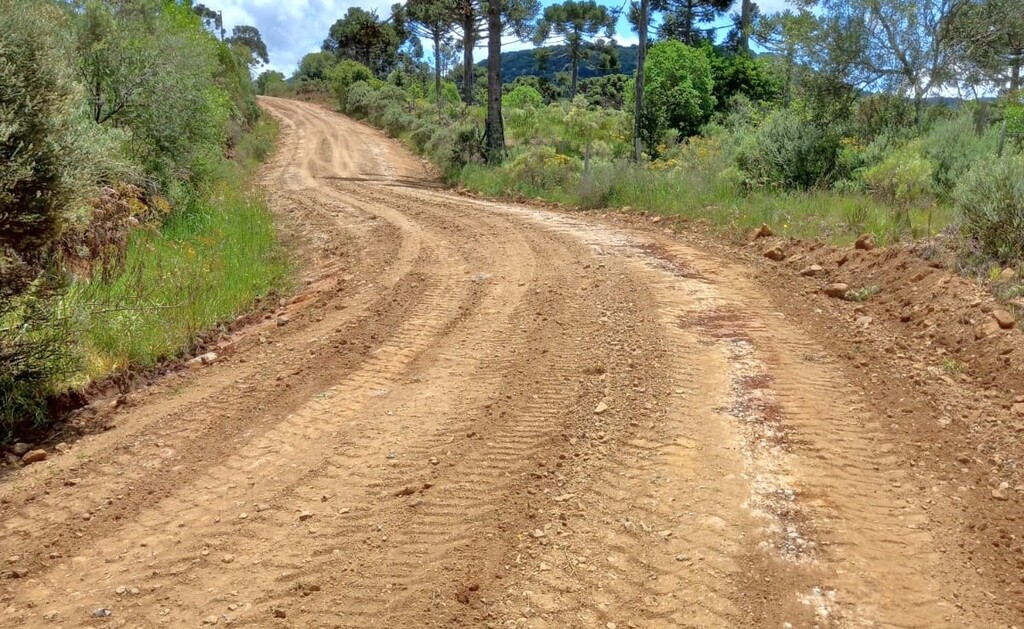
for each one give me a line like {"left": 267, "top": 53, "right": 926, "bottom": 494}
{"left": 0, "top": 98, "right": 985, "bottom": 629}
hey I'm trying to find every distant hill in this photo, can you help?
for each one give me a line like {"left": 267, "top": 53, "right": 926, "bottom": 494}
{"left": 485, "top": 44, "right": 639, "bottom": 83}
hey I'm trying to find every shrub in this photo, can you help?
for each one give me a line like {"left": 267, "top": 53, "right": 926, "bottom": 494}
{"left": 508, "top": 146, "right": 582, "bottom": 190}
{"left": 861, "top": 144, "right": 935, "bottom": 211}
{"left": 0, "top": 0, "right": 87, "bottom": 258}
{"left": 503, "top": 84, "right": 544, "bottom": 110}
{"left": 735, "top": 109, "right": 842, "bottom": 190}
{"left": 955, "top": 156, "right": 1024, "bottom": 262}
{"left": 918, "top": 114, "right": 999, "bottom": 196}
{"left": 0, "top": 0, "right": 88, "bottom": 439}
{"left": 327, "top": 60, "right": 375, "bottom": 110}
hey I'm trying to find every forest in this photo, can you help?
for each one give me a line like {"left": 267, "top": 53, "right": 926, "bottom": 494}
{"left": 1, "top": 0, "right": 285, "bottom": 440}
{"left": 264, "top": 0, "right": 1023, "bottom": 260}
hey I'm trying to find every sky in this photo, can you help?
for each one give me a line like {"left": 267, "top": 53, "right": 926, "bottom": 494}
{"left": 206, "top": 0, "right": 793, "bottom": 76}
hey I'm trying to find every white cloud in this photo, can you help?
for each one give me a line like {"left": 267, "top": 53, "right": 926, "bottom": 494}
{"left": 204, "top": 0, "right": 394, "bottom": 75}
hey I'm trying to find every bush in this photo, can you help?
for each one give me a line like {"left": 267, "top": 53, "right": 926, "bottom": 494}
{"left": 508, "top": 147, "right": 582, "bottom": 190}
{"left": 0, "top": 0, "right": 88, "bottom": 440}
{"left": 0, "top": 0, "right": 88, "bottom": 258}
{"left": 918, "top": 114, "right": 999, "bottom": 196}
{"left": 861, "top": 144, "right": 935, "bottom": 210}
{"left": 327, "top": 60, "right": 375, "bottom": 110}
{"left": 503, "top": 84, "right": 544, "bottom": 110}
{"left": 955, "top": 156, "right": 1024, "bottom": 262}
{"left": 735, "top": 109, "right": 842, "bottom": 190}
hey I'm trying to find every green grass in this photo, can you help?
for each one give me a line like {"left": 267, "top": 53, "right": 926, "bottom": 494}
{"left": 458, "top": 158, "right": 953, "bottom": 246}
{"left": 64, "top": 116, "right": 289, "bottom": 378}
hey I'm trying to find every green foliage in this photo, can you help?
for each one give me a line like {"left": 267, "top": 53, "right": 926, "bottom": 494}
{"left": 0, "top": 0, "right": 88, "bottom": 258}
{"left": 297, "top": 51, "right": 339, "bottom": 82}
{"left": 256, "top": 70, "right": 289, "bottom": 96}
{"left": 861, "top": 144, "right": 934, "bottom": 212}
{"left": 533, "top": 0, "right": 618, "bottom": 95}
{"left": 323, "top": 7, "right": 408, "bottom": 77}
{"left": 579, "top": 73, "right": 629, "bottom": 108}
{"left": 709, "top": 50, "right": 781, "bottom": 111}
{"left": 0, "top": 0, "right": 91, "bottom": 439}
{"left": 226, "top": 25, "right": 269, "bottom": 68}
{"left": 491, "top": 44, "right": 639, "bottom": 83}
{"left": 69, "top": 154, "right": 288, "bottom": 376}
{"left": 328, "top": 60, "right": 377, "bottom": 110}
{"left": 956, "top": 156, "right": 1024, "bottom": 262}
{"left": 917, "top": 114, "right": 999, "bottom": 196}
{"left": 1, "top": 0, "right": 276, "bottom": 441}
{"left": 503, "top": 84, "right": 545, "bottom": 109}
{"left": 509, "top": 146, "right": 583, "bottom": 188}
{"left": 735, "top": 108, "right": 842, "bottom": 190}
{"left": 636, "top": 41, "right": 716, "bottom": 149}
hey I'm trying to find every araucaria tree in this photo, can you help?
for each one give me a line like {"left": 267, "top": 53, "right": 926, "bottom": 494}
{"left": 483, "top": 0, "right": 541, "bottom": 163}
{"left": 533, "top": 0, "right": 618, "bottom": 98}
{"left": 323, "top": 6, "right": 408, "bottom": 77}
{"left": 655, "top": 0, "right": 731, "bottom": 46}
{"left": 408, "top": 0, "right": 460, "bottom": 115}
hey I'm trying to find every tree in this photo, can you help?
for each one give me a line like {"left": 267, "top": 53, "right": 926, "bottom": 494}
{"left": 226, "top": 25, "right": 269, "bottom": 68}
{"left": 192, "top": 3, "right": 225, "bottom": 40}
{"left": 256, "top": 70, "right": 287, "bottom": 95}
{"left": 635, "top": 40, "right": 715, "bottom": 148}
{"left": 738, "top": 0, "right": 754, "bottom": 54}
{"left": 709, "top": 49, "right": 781, "bottom": 110}
{"left": 533, "top": 0, "right": 618, "bottom": 98}
{"left": 408, "top": 0, "right": 460, "bottom": 116}
{"left": 323, "top": 6, "right": 408, "bottom": 77}
{"left": 813, "top": 0, "right": 960, "bottom": 124}
{"left": 483, "top": 0, "right": 541, "bottom": 162}
{"left": 946, "top": 0, "right": 1024, "bottom": 93}
{"left": 629, "top": 0, "right": 650, "bottom": 159}
{"left": 654, "top": 0, "right": 731, "bottom": 46}
{"left": 485, "top": 0, "right": 505, "bottom": 162}
{"left": 753, "top": 8, "right": 819, "bottom": 108}
{"left": 296, "top": 51, "right": 338, "bottom": 82}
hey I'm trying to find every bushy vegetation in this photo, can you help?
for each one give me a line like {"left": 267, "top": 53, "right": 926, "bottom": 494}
{"left": 1, "top": 0, "right": 285, "bottom": 441}
{"left": 290, "top": 0, "right": 1022, "bottom": 273}
{"left": 956, "top": 156, "right": 1024, "bottom": 262}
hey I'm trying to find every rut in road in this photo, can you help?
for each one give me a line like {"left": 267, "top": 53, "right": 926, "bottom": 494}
{"left": 0, "top": 98, "right": 976, "bottom": 628}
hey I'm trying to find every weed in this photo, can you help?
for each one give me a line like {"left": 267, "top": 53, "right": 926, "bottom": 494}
{"left": 846, "top": 286, "right": 881, "bottom": 302}
{"left": 943, "top": 358, "right": 966, "bottom": 375}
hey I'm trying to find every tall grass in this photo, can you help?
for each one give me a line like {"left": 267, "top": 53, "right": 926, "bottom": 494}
{"left": 64, "top": 116, "right": 289, "bottom": 379}
{"left": 460, "top": 156, "right": 951, "bottom": 246}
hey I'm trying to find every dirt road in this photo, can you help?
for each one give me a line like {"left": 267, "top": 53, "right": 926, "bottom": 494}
{"left": 1, "top": 98, "right": 1019, "bottom": 628}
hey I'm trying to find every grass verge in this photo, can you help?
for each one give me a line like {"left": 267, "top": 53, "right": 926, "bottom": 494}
{"left": 65, "top": 116, "right": 289, "bottom": 380}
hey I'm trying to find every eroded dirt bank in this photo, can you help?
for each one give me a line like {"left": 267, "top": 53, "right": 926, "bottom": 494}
{"left": 0, "top": 97, "right": 1020, "bottom": 628}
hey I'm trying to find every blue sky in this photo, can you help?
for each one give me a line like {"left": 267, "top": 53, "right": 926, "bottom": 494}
{"left": 206, "top": 0, "right": 791, "bottom": 75}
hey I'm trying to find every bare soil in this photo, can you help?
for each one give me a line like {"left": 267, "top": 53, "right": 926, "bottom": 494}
{"left": 1, "top": 98, "right": 1021, "bottom": 628}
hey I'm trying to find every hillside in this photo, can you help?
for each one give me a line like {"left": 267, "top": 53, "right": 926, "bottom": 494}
{"left": 487, "top": 44, "right": 639, "bottom": 82}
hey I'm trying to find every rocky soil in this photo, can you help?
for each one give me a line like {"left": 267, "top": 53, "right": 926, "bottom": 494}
{"left": 1, "top": 98, "right": 1021, "bottom": 629}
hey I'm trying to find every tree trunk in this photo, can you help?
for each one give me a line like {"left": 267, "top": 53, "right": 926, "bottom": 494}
{"left": 739, "top": 0, "right": 752, "bottom": 55}
{"left": 570, "top": 42, "right": 579, "bottom": 98}
{"left": 462, "top": 7, "right": 476, "bottom": 104}
{"left": 434, "top": 39, "right": 443, "bottom": 120}
{"left": 485, "top": 0, "right": 504, "bottom": 163}
{"left": 633, "top": 0, "right": 648, "bottom": 161}
{"left": 1012, "top": 55, "right": 1021, "bottom": 93}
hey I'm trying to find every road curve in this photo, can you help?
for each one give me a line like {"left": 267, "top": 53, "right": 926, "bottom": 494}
{"left": 0, "top": 98, "right": 986, "bottom": 628}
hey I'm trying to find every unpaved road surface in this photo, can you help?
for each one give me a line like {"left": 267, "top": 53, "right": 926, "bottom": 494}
{"left": 1, "top": 98, "right": 1020, "bottom": 628}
